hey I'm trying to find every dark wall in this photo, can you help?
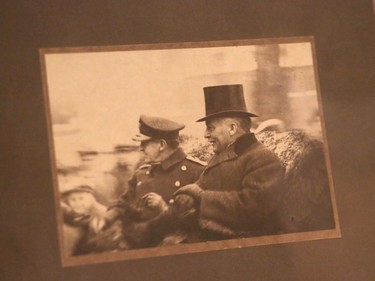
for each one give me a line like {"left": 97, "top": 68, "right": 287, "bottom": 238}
{"left": 1, "top": 1, "right": 374, "bottom": 280}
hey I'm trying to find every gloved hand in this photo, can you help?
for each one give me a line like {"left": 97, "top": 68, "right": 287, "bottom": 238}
{"left": 174, "top": 184, "right": 203, "bottom": 203}
{"left": 172, "top": 194, "right": 197, "bottom": 220}
{"left": 142, "top": 192, "right": 169, "bottom": 213}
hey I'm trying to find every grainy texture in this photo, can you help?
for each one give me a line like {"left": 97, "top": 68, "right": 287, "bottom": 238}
{"left": 1, "top": 1, "right": 374, "bottom": 281}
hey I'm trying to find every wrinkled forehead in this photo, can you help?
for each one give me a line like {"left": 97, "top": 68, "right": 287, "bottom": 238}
{"left": 205, "top": 117, "right": 232, "bottom": 127}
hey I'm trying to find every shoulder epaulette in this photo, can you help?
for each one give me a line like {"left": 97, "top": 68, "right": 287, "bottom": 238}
{"left": 186, "top": 155, "right": 207, "bottom": 166}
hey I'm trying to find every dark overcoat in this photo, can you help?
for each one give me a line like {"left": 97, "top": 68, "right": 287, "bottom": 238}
{"left": 197, "top": 133, "right": 285, "bottom": 238}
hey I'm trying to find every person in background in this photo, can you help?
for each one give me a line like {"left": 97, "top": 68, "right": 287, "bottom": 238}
{"left": 60, "top": 185, "right": 107, "bottom": 255}
{"left": 109, "top": 144, "right": 141, "bottom": 199}
{"left": 74, "top": 150, "right": 119, "bottom": 207}
{"left": 175, "top": 84, "right": 286, "bottom": 240}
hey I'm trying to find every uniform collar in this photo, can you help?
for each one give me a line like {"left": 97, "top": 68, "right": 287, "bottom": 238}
{"left": 160, "top": 147, "right": 187, "bottom": 171}
{"left": 206, "top": 133, "right": 257, "bottom": 169}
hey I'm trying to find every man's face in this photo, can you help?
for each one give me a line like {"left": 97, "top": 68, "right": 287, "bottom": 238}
{"left": 66, "top": 192, "right": 95, "bottom": 215}
{"left": 204, "top": 118, "right": 233, "bottom": 154}
{"left": 139, "top": 139, "right": 162, "bottom": 163}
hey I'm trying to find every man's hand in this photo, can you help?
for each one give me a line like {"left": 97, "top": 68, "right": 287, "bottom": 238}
{"left": 142, "top": 192, "right": 169, "bottom": 213}
{"left": 172, "top": 194, "right": 197, "bottom": 219}
{"left": 89, "top": 216, "right": 107, "bottom": 234}
{"left": 174, "top": 184, "right": 203, "bottom": 203}
{"left": 61, "top": 202, "right": 91, "bottom": 226}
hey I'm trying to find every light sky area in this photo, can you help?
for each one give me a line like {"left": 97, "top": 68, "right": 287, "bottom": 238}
{"left": 44, "top": 42, "right": 314, "bottom": 165}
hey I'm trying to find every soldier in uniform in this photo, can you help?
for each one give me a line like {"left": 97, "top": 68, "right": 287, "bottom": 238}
{"left": 126, "top": 115, "right": 205, "bottom": 202}
{"left": 175, "top": 85, "right": 286, "bottom": 240}
{"left": 90, "top": 115, "right": 205, "bottom": 247}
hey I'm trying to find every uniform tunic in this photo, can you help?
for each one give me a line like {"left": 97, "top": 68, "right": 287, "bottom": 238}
{"left": 197, "top": 133, "right": 285, "bottom": 238}
{"left": 129, "top": 148, "right": 205, "bottom": 201}
{"left": 106, "top": 148, "right": 205, "bottom": 221}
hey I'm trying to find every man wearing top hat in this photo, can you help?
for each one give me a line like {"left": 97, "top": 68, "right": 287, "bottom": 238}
{"left": 175, "top": 84, "right": 285, "bottom": 239}
{"left": 92, "top": 115, "right": 205, "bottom": 240}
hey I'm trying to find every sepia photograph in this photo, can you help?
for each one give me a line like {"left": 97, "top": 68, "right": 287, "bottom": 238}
{"left": 40, "top": 37, "right": 341, "bottom": 266}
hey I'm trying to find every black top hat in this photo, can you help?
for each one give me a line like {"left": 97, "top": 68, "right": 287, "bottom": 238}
{"left": 132, "top": 115, "right": 185, "bottom": 141}
{"left": 196, "top": 84, "right": 258, "bottom": 122}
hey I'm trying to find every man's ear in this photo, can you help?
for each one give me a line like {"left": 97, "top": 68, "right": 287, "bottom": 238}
{"left": 229, "top": 122, "right": 238, "bottom": 136}
{"left": 159, "top": 139, "right": 167, "bottom": 151}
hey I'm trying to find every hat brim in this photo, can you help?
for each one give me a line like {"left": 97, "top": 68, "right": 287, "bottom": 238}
{"left": 132, "top": 133, "right": 152, "bottom": 142}
{"left": 196, "top": 110, "right": 258, "bottom": 122}
{"left": 61, "top": 187, "right": 94, "bottom": 197}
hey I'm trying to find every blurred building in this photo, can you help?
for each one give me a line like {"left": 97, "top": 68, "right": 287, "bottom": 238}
{"left": 190, "top": 43, "right": 321, "bottom": 137}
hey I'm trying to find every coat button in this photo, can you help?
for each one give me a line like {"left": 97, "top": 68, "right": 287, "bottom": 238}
{"left": 175, "top": 181, "right": 181, "bottom": 187}
{"left": 181, "top": 165, "right": 187, "bottom": 171}
{"left": 169, "top": 199, "right": 175, "bottom": 204}
{"left": 146, "top": 170, "right": 150, "bottom": 175}
{"left": 137, "top": 181, "right": 142, "bottom": 186}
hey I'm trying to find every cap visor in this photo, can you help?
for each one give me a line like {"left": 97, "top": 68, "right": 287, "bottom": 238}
{"left": 132, "top": 133, "right": 152, "bottom": 142}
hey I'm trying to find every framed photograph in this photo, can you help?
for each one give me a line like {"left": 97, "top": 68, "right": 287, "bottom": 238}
{"left": 40, "top": 37, "right": 341, "bottom": 267}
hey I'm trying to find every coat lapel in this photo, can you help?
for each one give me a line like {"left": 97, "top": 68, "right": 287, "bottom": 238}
{"left": 205, "top": 148, "right": 238, "bottom": 170}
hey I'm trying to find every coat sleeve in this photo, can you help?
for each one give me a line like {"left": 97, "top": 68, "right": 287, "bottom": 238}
{"left": 198, "top": 148, "right": 285, "bottom": 232}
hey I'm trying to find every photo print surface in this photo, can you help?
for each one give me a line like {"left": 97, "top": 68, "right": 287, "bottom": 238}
{"left": 40, "top": 37, "right": 341, "bottom": 266}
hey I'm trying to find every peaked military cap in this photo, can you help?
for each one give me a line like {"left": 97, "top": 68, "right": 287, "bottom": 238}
{"left": 196, "top": 84, "right": 258, "bottom": 122}
{"left": 132, "top": 115, "right": 185, "bottom": 141}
